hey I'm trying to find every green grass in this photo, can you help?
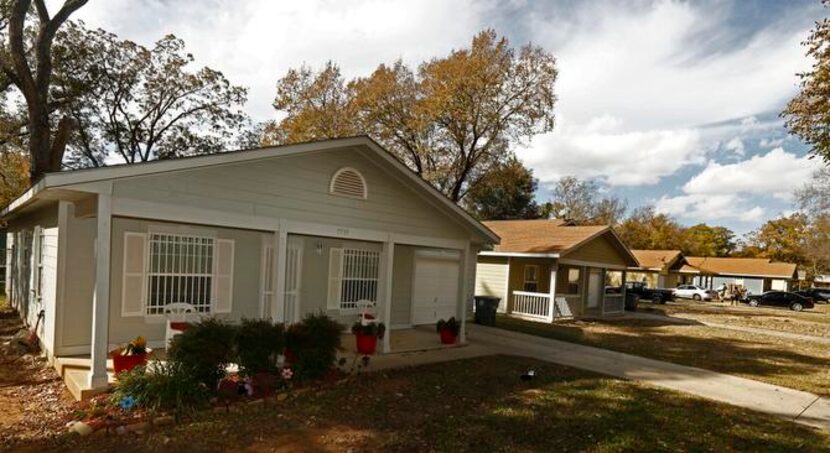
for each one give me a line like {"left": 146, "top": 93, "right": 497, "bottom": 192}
{"left": 495, "top": 314, "right": 830, "bottom": 398}
{"left": 23, "top": 355, "right": 830, "bottom": 452}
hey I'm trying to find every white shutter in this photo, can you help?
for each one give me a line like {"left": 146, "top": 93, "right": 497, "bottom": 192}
{"left": 327, "top": 248, "right": 343, "bottom": 310}
{"left": 122, "top": 232, "right": 147, "bottom": 317}
{"left": 214, "top": 239, "right": 235, "bottom": 314}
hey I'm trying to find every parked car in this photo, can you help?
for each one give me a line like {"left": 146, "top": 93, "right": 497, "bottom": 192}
{"left": 673, "top": 285, "right": 718, "bottom": 301}
{"left": 623, "top": 281, "right": 675, "bottom": 304}
{"left": 745, "top": 291, "right": 815, "bottom": 312}
{"left": 795, "top": 288, "right": 830, "bottom": 304}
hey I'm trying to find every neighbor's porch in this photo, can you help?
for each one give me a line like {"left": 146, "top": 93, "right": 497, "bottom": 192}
{"left": 503, "top": 258, "right": 627, "bottom": 323}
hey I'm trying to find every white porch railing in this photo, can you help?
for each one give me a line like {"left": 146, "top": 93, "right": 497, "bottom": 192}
{"left": 511, "top": 291, "right": 551, "bottom": 321}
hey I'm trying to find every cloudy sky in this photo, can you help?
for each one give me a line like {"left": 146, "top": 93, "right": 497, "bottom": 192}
{"left": 68, "top": 0, "right": 825, "bottom": 234}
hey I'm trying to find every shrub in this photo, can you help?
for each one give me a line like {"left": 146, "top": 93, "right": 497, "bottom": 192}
{"left": 284, "top": 312, "right": 343, "bottom": 381}
{"left": 111, "top": 360, "right": 209, "bottom": 422}
{"left": 236, "top": 318, "right": 285, "bottom": 376}
{"left": 436, "top": 317, "right": 461, "bottom": 336}
{"left": 351, "top": 321, "right": 386, "bottom": 338}
{"left": 167, "top": 318, "right": 236, "bottom": 389}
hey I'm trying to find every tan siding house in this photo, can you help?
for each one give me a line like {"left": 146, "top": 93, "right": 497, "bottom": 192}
{"left": 2, "top": 137, "right": 497, "bottom": 399}
{"left": 475, "top": 219, "right": 639, "bottom": 323}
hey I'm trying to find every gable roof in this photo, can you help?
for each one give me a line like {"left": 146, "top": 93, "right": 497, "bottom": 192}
{"left": 680, "top": 256, "right": 797, "bottom": 279}
{"left": 481, "top": 219, "right": 638, "bottom": 266}
{"left": 631, "top": 249, "right": 684, "bottom": 271}
{"left": 0, "top": 136, "right": 498, "bottom": 244}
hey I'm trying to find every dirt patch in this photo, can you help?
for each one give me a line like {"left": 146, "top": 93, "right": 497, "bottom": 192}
{"left": 0, "top": 299, "right": 76, "bottom": 449}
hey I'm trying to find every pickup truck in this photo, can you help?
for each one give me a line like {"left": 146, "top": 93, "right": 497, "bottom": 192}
{"left": 624, "top": 281, "right": 675, "bottom": 304}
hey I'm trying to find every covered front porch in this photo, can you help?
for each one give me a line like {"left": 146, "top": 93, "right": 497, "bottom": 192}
{"left": 504, "top": 258, "right": 627, "bottom": 323}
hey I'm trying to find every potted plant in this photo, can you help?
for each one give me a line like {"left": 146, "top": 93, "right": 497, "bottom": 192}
{"left": 351, "top": 321, "right": 386, "bottom": 355}
{"left": 436, "top": 318, "right": 460, "bottom": 344}
{"left": 111, "top": 336, "right": 150, "bottom": 374}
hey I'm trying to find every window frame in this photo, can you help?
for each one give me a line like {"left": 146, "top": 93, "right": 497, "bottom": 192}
{"left": 145, "top": 232, "right": 216, "bottom": 316}
{"left": 33, "top": 227, "right": 45, "bottom": 301}
{"left": 523, "top": 264, "right": 539, "bottom": 292}
{"left": 336, "top": 247, "right": 380, "bottom": 312}
{"left": 329, "top": 167, "right": 368, "bottom": 200}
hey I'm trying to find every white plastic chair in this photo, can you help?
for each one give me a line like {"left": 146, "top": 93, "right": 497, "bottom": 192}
{"left": 164, "top": 302, "right": 200, "bottom": 346}
{"left": 356, "top": 299, "right": 377, "bottom": 326}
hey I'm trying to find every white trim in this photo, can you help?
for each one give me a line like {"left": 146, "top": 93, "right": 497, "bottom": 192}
{"left": 381, "top": 241, "right": 394, "bottom": 353}
{"left": 213, "top": 238, "right": 235, "bottom": 314}
{"left": 522, "top": 264, "right": 539, "bottom": 292}
{"left": 558, "top": 258, "right": 628, "bottom": 271}
{"left": 272, "top": 230, "right": 288, "bottom": 322}
{"left": 54, "top": 201, "right": 70, "bottom": 351}
{"left": 89, "top": 193, "right": 112, "bottom": 388}
{"left": 112, "top": 197, "right": 280, "bottom": 231}
{"left": 329, "top": 166, "right": 368, "bottom": 200}
{"left": 479, "top": 251, "right": 561, "bottom": 258}
{"left": 121, "top": 232, "right": 148, "bottom": 317}
{"left": 413, "top": 249, "right": 461, "bottom": 261}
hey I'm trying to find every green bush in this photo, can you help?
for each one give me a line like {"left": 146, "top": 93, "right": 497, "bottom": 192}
{"left": 167, "top": 318, "right": 236, "bottom": 389}
{"left": 236, "top": 318, "right": 284, "bottom": 376}
{"left": 284, "top": 312, "right": 343, "bottom": 380}
{"left": 111, "top": 361, "right": 209, "bottom": 422}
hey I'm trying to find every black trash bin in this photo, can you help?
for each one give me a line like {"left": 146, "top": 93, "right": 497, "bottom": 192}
{"left": 474, "top": 296, "right": 501, "bottom": 326}
{"left": 625, "top": 293, "right": 640, "bottom": 312}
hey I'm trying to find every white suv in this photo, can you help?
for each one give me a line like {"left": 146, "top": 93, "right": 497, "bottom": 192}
{"left": 674, "top": 285, "right": 716, "bottom": 301}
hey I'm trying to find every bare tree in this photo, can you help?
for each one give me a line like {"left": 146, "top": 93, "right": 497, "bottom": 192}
{"left": 0, "top": 0, "right": 88, "bottom": 182}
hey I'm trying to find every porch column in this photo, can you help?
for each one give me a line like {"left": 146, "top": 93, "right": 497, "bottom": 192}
{"left": 381, "top": 241, "right": 394, "bottom": 353}
{"left": 457, "top": 244, "right": 471, "bottom": 344}
{"left": 272, "top": 230, "right": 288, "bottom": 323}
{"left": 600, "top": 269, "right": 607, "bottom": 316}
{"left": 547, "top": 264, "right": 558, "bottom": 322}
{"left": 89, "top": 193, "right": 112, "bottom": 389}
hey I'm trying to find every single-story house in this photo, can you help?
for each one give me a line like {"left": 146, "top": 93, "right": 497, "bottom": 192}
{"left": 625, "top": 249, "right": 686, "bottom": 289}
{"left": 676, "top": 256, "right": 797, "bottom": 294}
{"left": 474, "top": 219, "right": 639, "bottom": 323}
{"left": 1, "top": 136, "right": 498, "bottom": 399}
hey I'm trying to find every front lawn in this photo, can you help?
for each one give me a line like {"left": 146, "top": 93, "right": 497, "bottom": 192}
{"left": 496, "top": 314, "right": 830, "bottom": 398}
{"left": 642, "top": 299, "right": 830, "bottom": 337}
{"left": 17, "top": 355, "right": 829, "bottom": 452}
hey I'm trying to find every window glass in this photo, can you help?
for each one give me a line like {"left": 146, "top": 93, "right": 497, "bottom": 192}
{"left": 339, "top": 248, "right": 380, "bottom": 311}
{"left": 146, "top": 233, "right": 214, "bottom": 315}
{"left": 523, "top": 265, "right": 539, "bottom": 292}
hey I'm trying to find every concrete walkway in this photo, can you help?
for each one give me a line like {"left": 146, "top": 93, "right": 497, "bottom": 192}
{"left": 630, "top": 311, "right": 830, "bottom": 345}
{"left": 467, "top": 324, "right": 830, "bottom": 431}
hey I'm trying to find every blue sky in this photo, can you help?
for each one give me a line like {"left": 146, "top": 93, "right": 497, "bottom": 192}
{"left": 68, "top": 0, "right": 826, "bottom": 235}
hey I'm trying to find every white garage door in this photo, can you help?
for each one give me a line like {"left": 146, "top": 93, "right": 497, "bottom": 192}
{"left": 412, "top": 251, "right": 460, "bottom": 326}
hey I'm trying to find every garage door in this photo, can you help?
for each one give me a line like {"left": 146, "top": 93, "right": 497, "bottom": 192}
{"left": 412, "top": 251, "right": 460, "bottom": 326}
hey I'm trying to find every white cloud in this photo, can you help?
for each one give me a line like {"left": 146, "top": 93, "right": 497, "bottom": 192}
{"left": 655, "top": 147, "right": 820, "bottom": 224}
{"left": 518, "top": 115, "right": 702, "bottom": 187}
{"left": 681, "top": 147, "right": 818, "bottom": 200}
{"left": 72, "top": 0, "right": 489, "bottom": 120}
{"left": 724, "top": 137, "right": 745, "bottom": 156}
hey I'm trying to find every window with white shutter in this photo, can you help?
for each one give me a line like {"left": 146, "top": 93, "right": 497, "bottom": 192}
{"left": 146, "top": 233, "right": 217, "bottom": 315}
{"left": 213, "top": 239, "right": 234, "bottom": 313}
{"left": 122, "top": 232, "right": 147, "bottom": 317}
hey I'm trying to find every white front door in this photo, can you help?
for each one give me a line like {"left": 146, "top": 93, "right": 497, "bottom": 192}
{"left": 587, "top": 269, "right": 602, "bottom": 308}
{"left": 411, "top": 252, "right": 460, "bottom": 326}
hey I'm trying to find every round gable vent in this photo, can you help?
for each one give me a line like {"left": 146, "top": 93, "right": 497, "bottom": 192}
{"left": 329, "top": 167, "right": 367, "bottom": 199}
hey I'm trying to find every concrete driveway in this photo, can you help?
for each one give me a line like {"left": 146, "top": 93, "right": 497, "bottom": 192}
{"left": 468, "top": 324, "right": 830, "bottom": 431}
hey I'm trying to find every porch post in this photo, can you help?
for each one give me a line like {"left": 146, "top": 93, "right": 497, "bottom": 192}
{"left": 381, "top": 241, "right": 394, "bottom": 353}
{"left": 89, "top": 193, "right": 112, "bottom": 389}
{"left": 547, "top": 263, "right": 558, "bottom": 322}
{"left": 600, "top": 269, "right": 607, "bottom": 316}
{"left": 273, "top": 230, "right": 288, "bottom": 323}
{"left": 457, "top": 244, "right": 471, "bottom": 344}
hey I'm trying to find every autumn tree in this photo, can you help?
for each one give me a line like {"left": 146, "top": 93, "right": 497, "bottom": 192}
{"left": 0, "top": 0, "right": 88, "bottom": 182}
{"left": 616, "top": 206, "right": 685, "bottom": 250}
{"left": 0, "top": 151, "right": 27, "bottom": 207}
{"left": 743, "top": 214, "right": 809, "bottom": 264}
{"left": 464, "top": 157, "right": 540, "bottom": 220}
{"left": 782, "top": 0, "right": 830, "bottom": 163}
{"left": 56, "top": 26, "right": 250, "bottom": 167}
{"left": 265, "top": 30, "right": 558, "bottom": 202}
{"left": 680, "top": 224, "right": 736, "bottom": 257}
{"left": 539, "top": 176, "right": 626, "bottom": 225}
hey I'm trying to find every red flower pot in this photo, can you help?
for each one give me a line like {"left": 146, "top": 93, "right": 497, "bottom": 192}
{"left": 355, "top": 332, "right": 378, "bottom": 355}
{"left": 113, "top": 353, "right": 147, "bottom": 374}
{"left": 439, "top": 328, "right": 458, "bottom": 345}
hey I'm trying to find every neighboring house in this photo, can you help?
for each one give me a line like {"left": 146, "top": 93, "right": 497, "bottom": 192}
{"left": 815, "top": 274, "right": 830, "bottom": 289}
{"left": 1, "top": 136, "right": 498, "bottom": 399}
{"left": 625, "top": 250, "right": 686, "bottom": 288}
{"left": 676, "top": 256, "right": 797, "bottom": 294}
{"left": 474, "top": 219, "right": 639, "bottom": 323}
